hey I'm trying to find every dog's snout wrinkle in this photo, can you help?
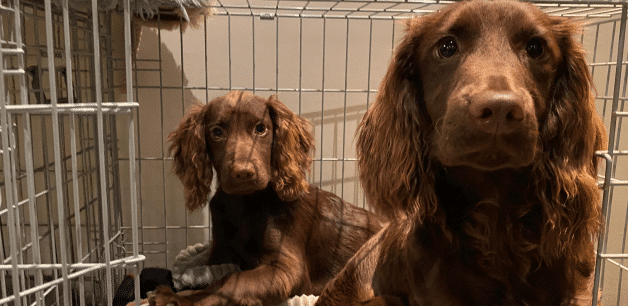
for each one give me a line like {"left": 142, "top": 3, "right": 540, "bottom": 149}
{"left": 486, "top": 75, "right": 511, "bottom": 92}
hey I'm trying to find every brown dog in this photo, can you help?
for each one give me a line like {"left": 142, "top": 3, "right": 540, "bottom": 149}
{"left": 315, "top": 1, "right": 606, "bottom": 305}
{"left": 150, "top": 91, "right": 382, "bottom": 306}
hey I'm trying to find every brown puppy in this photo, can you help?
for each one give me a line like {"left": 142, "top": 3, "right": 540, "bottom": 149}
{"left": 316, "top": 1, "right": 606, "bottom": 305}
{"left": 150, "top": 91, "right": 382, "bottom": 306}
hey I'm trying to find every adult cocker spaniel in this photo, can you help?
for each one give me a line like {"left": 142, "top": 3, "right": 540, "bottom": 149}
{"left": 315, "top": 1, "right": 606, "bottom": 305}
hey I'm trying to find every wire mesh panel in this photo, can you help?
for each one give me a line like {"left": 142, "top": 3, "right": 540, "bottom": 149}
{"left": 1, "top": 0, "right": 140, "bottom": 305}
{"left": 584, "top": 6, "right": 628, "bottom": 305}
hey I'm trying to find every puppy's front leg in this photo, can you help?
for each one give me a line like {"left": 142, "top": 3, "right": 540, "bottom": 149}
{"left": 152, "top": 243, "right": 306, "bottom": 306}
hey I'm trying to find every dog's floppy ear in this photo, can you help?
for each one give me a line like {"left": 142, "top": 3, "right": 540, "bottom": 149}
{"left": 266, "top": 95, "right": 315, "bottom": 202}
{"left": 541, "top": 17, "right": 607, "bottom": 176}
{"left": 357, "top": 17, "right": 438, "bottom": 220}
{"left": 532, "top": 15, "right": 606, "bottom": 265}
{"left": 168, "top": 103, "right": 214, "bottom": 211}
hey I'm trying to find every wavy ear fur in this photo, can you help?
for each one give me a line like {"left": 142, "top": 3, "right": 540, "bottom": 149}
{"left": 533, "top": 16, "right": 606, "bottom": 270}
{"left": 168, "top": 104, "right": 214, "bottom": 211}
{"left": 357, "top": 18, "right": 438, "bottom": 220}
{"left": 267, "top": 95, "right": 315, "bottom": 202}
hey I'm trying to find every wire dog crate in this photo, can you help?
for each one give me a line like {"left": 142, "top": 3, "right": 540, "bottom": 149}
{"left": 1, "top": 0, "right": 627, "bottom": 305}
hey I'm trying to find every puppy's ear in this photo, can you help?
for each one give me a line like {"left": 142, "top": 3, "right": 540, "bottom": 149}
{"left": 168, "top": 104, "right": 213, "bottom": 211}
{"left": 357, "top": 17, "right": 438, "bottom": 220}
{"left": 266, "top": 95, "right": 315, "bottom": 202}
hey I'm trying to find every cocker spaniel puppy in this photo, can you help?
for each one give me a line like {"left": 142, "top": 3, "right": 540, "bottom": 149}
{"left": 150, "top": 91, "right": 382, "bottom": 306}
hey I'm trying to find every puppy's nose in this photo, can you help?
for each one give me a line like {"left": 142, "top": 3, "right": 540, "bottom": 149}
{"left": 230, "top": 162, "right": 256, "bottom": 181}
{"left": 468, "top": 92, "right": 525, "bottom": 134}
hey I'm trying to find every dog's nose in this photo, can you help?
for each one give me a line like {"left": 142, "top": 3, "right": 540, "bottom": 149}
{"left": 468, "top": 92, "right": 525, "bottom": 134}
{"left": 230, "top": 162, "right": 256, "bottom": 181}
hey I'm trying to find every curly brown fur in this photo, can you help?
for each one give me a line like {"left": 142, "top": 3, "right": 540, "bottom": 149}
{"left": 317, "top": 1, "right": 606, "bottom": 305}
{"left": 158, "top": 91, "right": 382, "bottom": 306}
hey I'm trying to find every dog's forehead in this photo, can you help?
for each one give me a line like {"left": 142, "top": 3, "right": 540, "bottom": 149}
{"left": 208, "top": 91, "right": 270, "bottom": 122}
{"left": 223, "top": 90, "right": 254, "bottom": 104}
{"left": 431, "top": 1, "right": 549, "bottom": 35}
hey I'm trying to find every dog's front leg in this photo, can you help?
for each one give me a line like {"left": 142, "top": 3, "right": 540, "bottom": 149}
{"left": 315, "top": 224, "right": 387, "bottom": 306}
{"left": 202, "top": 244, "right": 306, "bottom": 306}
{"left": 315, "top": 222, "right": 412, "bottom": 306}
{"left": 151, "top": 244, "right": 306, "bottom": 306}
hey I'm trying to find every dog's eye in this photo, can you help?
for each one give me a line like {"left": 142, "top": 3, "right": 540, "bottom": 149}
{"left": 210, "top": 127, "right": 225, "bottom": 140}
{"left": 526, "top": 38, "right": 544, "bottom": 59}
{"left": 438, "top": 38, "right": 458, "bottom": 58}
{"left": 254, "top": 123, "right": 267, "bottom": 136}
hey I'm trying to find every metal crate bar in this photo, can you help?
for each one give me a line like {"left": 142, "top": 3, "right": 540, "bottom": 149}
{"left": 1, "top": 0, "right": 142, "bottom": 304}
{"left": 206, "top": 0, "right": 628, "bottom": 19}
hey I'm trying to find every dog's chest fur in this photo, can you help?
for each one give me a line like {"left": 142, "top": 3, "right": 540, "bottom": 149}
{"left": 210, "top": 187, "right": 293, "bottom": 269}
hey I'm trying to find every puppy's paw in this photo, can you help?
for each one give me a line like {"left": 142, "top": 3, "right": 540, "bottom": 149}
{"left": 174, "top": 244, "right": 211, "bottom": 269}
{"left": 148, "top": 286, "right": 192, "bottom": 306}
{"left": 173, "top": 244, "right": 212, "bottom": 290}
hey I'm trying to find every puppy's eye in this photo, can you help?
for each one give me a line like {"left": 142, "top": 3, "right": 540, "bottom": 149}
{"left": 254, "top": 123, "right": 267, "bottom": 136}
{"left": 438, "top": 38, "right": 458, "bottom": 58}
{"left": 210, "top": 127, "right": 225, "bottom": 140}
{"left": 526, "top": 38, "right": 544, "bottom": 59}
